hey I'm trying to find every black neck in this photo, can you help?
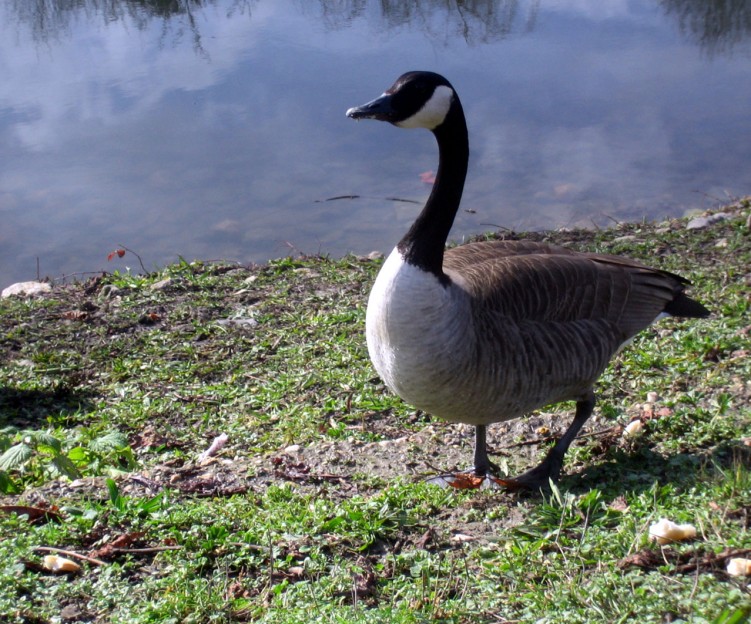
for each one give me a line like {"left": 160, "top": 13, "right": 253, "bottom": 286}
{"left": 396, "top": 99, "right": 469, "bottom": 278}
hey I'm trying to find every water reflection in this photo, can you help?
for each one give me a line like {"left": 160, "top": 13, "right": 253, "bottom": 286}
{"left": 7, "top": 0, "right": 255, "bottom": 54}
{"left": 307, "top": 0, "right": 539, "bottom": 43}
{"left": 9, "top": 0, "right": 751, "bottom": 51}
{"left": 0, "top": 0, "right": 749, "bottom": 286}
{"left": 662, "top": 0, "right": 751, "bottom": 55}
{"left": 10, "top": 0, "right": 538, "bottom": 47}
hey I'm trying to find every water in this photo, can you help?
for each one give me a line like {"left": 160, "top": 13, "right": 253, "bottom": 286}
{"left": 1, "top": 0, "right": 750, "bottom": 287}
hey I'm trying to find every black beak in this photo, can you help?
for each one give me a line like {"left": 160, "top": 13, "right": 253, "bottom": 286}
{"left": 346, "top": 93, "right": 395, "bottom": 122}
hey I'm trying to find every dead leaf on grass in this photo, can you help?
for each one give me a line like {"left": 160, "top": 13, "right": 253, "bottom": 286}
{"left": 445, "top": 473, "right": 485, "bottom": 489}
{"left": 618, "top": 549, "right": 663, "bottom": 569}
{"left": 608, "top": 496, "right": 629, "bottom": 513}
{"left": 0, "top": 505, "right": 62, "bottom": 524}
{"left": 61, "top": 310, "right": 89, "bottom": 321}
{"left": 89, "top": 531, "right": 145, "bottom": 560}
{"left": 415, "top": 528, "right": 435, "bottom": 550}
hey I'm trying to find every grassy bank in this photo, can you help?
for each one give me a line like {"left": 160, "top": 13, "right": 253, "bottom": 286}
{"left": 1, "top": 201, "right": 750, "bottom": 623}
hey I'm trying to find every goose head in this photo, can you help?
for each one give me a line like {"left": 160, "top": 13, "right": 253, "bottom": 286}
{"left": 346, "top": 71, "right": 469, "bottom": 277}
{"left": 346, "top": 71, "right": 457, "bottom": 131}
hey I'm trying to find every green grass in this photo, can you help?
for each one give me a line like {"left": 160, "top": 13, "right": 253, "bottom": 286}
{"left": 1, "top": 201, "right": 750, "bottom": 623}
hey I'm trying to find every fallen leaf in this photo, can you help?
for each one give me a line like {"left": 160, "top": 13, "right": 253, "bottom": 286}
{"left": 353, "top": 568, "right": 377, "bottom": 597}
{"left": 198, "top": 433, "right": 229, "bottom": 462}
{"left": 0, "top": 505, "right": 62, "bottom": 524}
{"left": 62, "top": 310, "right": 89, "bottom": 321}
{"left": 446, "top": 473, "right": 485, "bottom": 489}
{"left": 89, "top": 531, "right": 145, "bottom": 560}
{"left": 618, "top": 549, "right": 662, "bottom": 569}
{"left": 415, "top": 529, "right": 434, "bottom": 550}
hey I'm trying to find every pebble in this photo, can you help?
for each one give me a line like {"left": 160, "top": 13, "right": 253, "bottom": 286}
{"left": 284, "top": 444, "right": 301, "bottom": 454}
{"left": 150, "top": 277, "right": 172, "bottom": 291}
{"left": 686, "top": 213, "right": 728, "bottom": 230}
{"left": 215, "top": 317, "right": 258, "bottom": 329}
{"left": 99, "top": 284, "right": 121, "bottom": 299}
{"left": 1, "top": 281, "right": 51, "bottom": 298}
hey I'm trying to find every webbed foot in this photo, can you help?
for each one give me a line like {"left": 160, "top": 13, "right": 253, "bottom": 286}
{"left": 426, "top": 471, "right": 504, "bottom": 490}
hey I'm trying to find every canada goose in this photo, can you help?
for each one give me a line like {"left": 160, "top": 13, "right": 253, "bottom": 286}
{"left": 346, "top": 71, "right": 710, "bottom": 489}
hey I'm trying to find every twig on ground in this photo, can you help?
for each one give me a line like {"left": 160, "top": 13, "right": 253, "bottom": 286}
{"left": 33, "top": 546, "right": 107, "bottom": 566}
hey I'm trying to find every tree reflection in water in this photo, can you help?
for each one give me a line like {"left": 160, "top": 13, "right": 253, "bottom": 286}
{"left": 7, "top": 0, "right": 750, "bottom": 54}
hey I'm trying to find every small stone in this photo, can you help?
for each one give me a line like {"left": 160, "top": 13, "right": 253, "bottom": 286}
{"left": 215, "top": 318, "right": 257, "bottom": 329}
{"left": 646, "top": 391, "right": 659, "bottom": 403}
{"left": 150, "top": 277, "right": 172, "bottom": 291}
{"left": 367, "top": 251, "right": 385, "bottom": 260}
{"left": 1, "top": 281, "right": 52, "bottom": 298}
{"left": 686, "top": 213, "right": 728, "bottom": 230}
{"left": 284, "top": 444, "right": 301, "bottom": 454}
{"left": 60, "top": 604, "right": 85, "bottom": 621}
{"left": 99, "top": 284, "right": 121, "bottom": 299}
{"left": 451, "top": 533, "right": 475, "bottom": 543}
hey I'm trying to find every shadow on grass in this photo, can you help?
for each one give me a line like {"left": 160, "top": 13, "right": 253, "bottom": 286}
{"left": 567, "top": 446, "right": 706, "bottom": 496}
{"left": 0, "top": 385, "right": 97, "bottom": 429}
{"left": 567, "top": 438, "right": 751, "bottom": 499}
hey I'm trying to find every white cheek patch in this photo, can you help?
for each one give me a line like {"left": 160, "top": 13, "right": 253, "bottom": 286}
{"left": 396, "top": 85, "right": 454, "bottom": 130}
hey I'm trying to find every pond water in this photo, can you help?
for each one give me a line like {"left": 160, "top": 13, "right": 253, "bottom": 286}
{"left": 1, "top": 0, "right": 750, "bottom": 287}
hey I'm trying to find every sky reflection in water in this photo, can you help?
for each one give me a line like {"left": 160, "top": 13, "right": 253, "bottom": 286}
{"left": 1, "top": 0, "right": 750, "bottom": 286}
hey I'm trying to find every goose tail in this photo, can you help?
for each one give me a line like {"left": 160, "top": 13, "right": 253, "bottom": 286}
{"left": 664, "top": 292, "right": 710, "bottom": 319}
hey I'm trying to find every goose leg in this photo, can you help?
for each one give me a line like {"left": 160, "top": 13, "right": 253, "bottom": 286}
{"left": 496, "top": 393, "right": 596, "bottom": 490}
{"left": 427, "top": 424, "right": 499, "bottom": 489}
{"left": 473, "top": 424, "right": 492, "bottom": 476}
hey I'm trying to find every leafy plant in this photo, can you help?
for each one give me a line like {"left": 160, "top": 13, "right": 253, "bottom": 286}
{"left": 0, "top": 428, "right": 135, "bottom": 493}
{"left": 106, "top": 477, "right": 165, "bottom": 516}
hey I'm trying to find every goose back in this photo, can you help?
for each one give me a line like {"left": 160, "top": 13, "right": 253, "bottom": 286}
{"left": 443, "top": 240, "right": 692, "bottom": 337}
